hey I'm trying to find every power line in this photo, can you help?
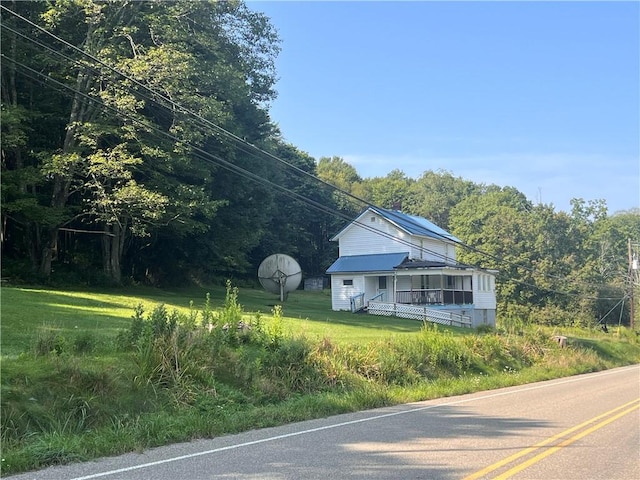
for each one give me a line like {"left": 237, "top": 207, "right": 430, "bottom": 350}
{"left": 0, "top": 6, "right": 349, "bottom": 197}
{"left": 2, "top": 54, "right": 459, "bottom": 267}
{"left": 1, "top": 8, "right": 620, "bottom": 297}
{"left": 0, "top": 7, "right": 464, "bottom": 266}
{"left": 1, "top": 4, "right": 627, "bottom": 301}
{"left": 5, "top": 51, "right": 624, "bottom": 303}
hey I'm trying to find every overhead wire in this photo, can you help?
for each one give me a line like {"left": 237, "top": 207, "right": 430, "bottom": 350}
{"left": 7, "top": 51, "right": 622, "bottom": 302}
{"left": 1, "top": 4, "right": 628, "bottom": 301}
{"left": 2, "top": 53, "right": 461, "bottom": 268}
{"left": 2, "top": 7, "right": 623, "bottom": 300}
{"left": 2, "top": 3, "right": 480, "bottom": 249}
{"left": 0, "top": 6, "right": 340, "bottom": 191}
{"left": 0, "top": 9, "right": 583, "bottom": 246}
{"left": 0, "top": 5, "right": 464, "bottom": 266}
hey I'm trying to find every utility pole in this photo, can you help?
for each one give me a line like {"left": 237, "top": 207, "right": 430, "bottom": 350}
{"left": 629, "top": 239, "right": 638, "bottom": 330}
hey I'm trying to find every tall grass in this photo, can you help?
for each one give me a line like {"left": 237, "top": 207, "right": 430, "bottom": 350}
{"left": 1, "top": 283, "right": 639, "bottom": 476}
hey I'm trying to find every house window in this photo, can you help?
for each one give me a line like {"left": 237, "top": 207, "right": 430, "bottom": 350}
{"left": 370, "top": 216, "right": 376, "bottom": 222}
{"left": 343, "top": 279, "right": 353, "bottom": 286}
{"left": 378, "top": 276, "right": 387, "bottom": 289}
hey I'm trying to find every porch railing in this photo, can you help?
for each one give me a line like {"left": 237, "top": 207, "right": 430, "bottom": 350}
{"left": 367, "top": 301, "right": 472, "bottom": 328}
{"left": 395, "top": 289, "right": 473, "bottom": 305}
{"left": 369, "top": 292, "right": 384, "bottom": 304}
{"left": 350, "top": 293, "right": 366, "bottom": 313}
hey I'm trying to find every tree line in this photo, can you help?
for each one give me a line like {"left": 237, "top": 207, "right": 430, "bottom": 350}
{"left": 2, "top": 0, "right": 638, "bottom": 325}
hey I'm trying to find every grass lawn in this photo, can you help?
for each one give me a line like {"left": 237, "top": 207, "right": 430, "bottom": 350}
{"left": 0, "top": 285, "right": 430, "bottom": 357}
{"left": 1, "top": 284, "right": 639, "bottom": 476}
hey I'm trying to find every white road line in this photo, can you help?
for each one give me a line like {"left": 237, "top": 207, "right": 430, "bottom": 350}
{"left": 70, "top": 365, "right": 639, "bottom": 480}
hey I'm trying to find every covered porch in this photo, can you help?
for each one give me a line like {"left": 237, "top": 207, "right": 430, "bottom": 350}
{"left": 359, "top": 267, "right": 474, "bottom": 308}
{"left": 393, "top": 260, "right": 474, "bottom": 306}
{"left": 357, "top": 269, "right": 475, "bottom": 328}
{"left": 351, "top": 269, "right": 474, "bottom": 315}
{"left": 394, "top": 273, "right": 473, "bottom": 306}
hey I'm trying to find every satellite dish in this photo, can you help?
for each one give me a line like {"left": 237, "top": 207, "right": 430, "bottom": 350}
{"left": 258, "top": 254, "right": 302, "bottom": 302}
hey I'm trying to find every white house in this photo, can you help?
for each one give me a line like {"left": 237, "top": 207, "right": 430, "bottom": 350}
{"left": 326, "top": 206, "right": 497, "bottom": 328}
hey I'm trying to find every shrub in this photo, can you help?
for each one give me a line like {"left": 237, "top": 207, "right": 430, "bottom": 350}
{"left": 33, "top": 329, "right": 67, "bottom": 357}
{"left": 73, "top": 332, "right": 97, "bottom": 355}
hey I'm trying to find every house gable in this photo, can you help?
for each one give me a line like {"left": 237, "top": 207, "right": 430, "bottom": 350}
{"left": 331, "top": 207, "right": 456, "bottom": 262}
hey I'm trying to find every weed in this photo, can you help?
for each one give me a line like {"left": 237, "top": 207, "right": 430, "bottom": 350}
{"left": 73, "top": 332, "right": 97, "bottom": 354}
{"left": 266, "top": 305, "right": 285, "bottom": 348}
{"left": 33, "top": 328, "right": 67, "bottom": 357}
{"left": 2, "top": 284, "right": 640, "bottom": 476}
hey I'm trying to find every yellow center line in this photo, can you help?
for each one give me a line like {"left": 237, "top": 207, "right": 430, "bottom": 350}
{"left": 463, "top": 398, "right": 640, "bottom": 480}
{"left": 494, "top": 403, "right": 640, "bottom": 479}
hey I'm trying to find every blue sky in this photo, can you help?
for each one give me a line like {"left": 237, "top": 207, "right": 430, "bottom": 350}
{"left": 250, "top": 1, "right": 639, "bottom": 213}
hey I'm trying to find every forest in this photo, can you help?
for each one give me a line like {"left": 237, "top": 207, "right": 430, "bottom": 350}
{"left": 2, "top": 0, "right": 639, "bottom": 326}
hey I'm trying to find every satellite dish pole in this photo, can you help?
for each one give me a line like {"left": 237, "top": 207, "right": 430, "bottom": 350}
{"left": 273, "top": 266, "right": 287, "bottom": 302}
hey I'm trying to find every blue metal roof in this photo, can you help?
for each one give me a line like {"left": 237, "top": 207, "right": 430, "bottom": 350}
{"left": 330, "top": 207, "right": 460, "bottom": 243}
{"left": 326, "top": 252, "right": 409, "bottom": 274}
{"left": 371, "top": 207, "right": 460, "bottom": 243}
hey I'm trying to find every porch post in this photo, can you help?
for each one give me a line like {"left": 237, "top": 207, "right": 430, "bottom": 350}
{"left": 410, "top": 271, "right": 416, "bottom": 304}
{"left": 393, "top": 271, "right": 397, "bottom": 305}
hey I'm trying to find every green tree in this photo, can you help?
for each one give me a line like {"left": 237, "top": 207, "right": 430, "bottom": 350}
{"left": 573, "top": 204, "right": 640, "bottom": 325}
{"left": 316, "top": 156, "right": 362, "bottom": 190}
{"left": 316, "top": 156, "right": 364, "bottom": 214}
{"left": 359, "top": 169, "right": 414, "bottom": 209}
{"left": 1, "top": 0, "right": 68, "bottom": 276}
{"left": 404, "top": 169, "right": 480, "bottom": 230}
{"left": 2, "top": 0, "right": 281, "bottom": 284}
{"left": 248, "top": 142, "right": 338, "bottom": 277}
{"left": 450, "top": 186, "right": 537, "bottom": 311}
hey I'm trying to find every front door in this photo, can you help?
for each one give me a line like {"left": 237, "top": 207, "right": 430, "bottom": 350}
{"left": 377, "top": 276, "right": 388, "bottom": 301}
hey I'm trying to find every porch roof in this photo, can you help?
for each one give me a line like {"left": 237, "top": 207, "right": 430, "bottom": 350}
{"left": 326, "top": 252, "right": 409, "bottom": 274}
{"left": 393, "top": 259, "right": 487, "bottom": 276}
{"left": 395, "top": 258, "right": 469, "bottom": 270}
{"left": 396, "top": 260, "right": 448, "bottom": 269}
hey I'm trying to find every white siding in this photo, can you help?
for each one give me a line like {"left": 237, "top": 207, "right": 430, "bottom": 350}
{"left": 411, "top": 237, "right": 454, "bottom": 262}
{"left": 330, "top": 274, "right": 366, "bottom": 311}
{"left": 473, "top": 272, "right": 497, "bottom": 309}
{"left": 338, "top": 212, "right": 456, "bottom": 262}
{"left": 338, "top": 214, "right": 408, "bottom": 256}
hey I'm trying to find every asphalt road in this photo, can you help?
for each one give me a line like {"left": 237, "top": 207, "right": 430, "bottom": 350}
{"left": 8, "top": 365, "right": 640, "bottom": 480}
